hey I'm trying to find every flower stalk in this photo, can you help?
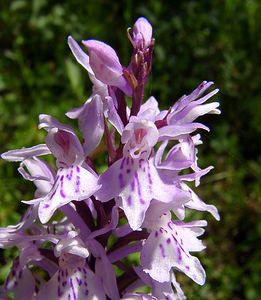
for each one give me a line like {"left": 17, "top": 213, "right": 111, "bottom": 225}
{"left": 0, "top": 16, "right": 220, "bottom": 300}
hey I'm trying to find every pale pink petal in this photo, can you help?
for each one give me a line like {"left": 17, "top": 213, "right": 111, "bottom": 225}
{"left": 1, "top": 144, "right": 51, "bottom": 161}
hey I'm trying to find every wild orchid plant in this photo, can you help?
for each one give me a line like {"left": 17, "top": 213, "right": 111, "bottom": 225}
{"left": 0, "top": 17, "right": 220, "bottom": 300}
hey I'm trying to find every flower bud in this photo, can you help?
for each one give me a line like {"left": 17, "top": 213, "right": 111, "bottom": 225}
{"left": 132, "top": 17, "right": 153, "bottom": 49}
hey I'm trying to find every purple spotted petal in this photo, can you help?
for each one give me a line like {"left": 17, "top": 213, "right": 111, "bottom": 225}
{"left": 134, "top": 266, "right": 185, "bottom": 300}
{"left": 96, "top": 157, "right": 186, "bottom": 230}
{"left": 37, "top": 266, "right": 106, "bottom": 300}
{"left": 31, "top": 165, "right": 99, "bottom": 223}
{"left": 141, "top": 215, "right": 206, "bottom": 285}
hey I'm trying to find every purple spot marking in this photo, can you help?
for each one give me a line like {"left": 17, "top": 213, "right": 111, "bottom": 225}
{"left": 83, "top": 268, "right": 87, "bottom": 274}
{"left": 126, "top": 168, "right": 131, "bottom": 174}
{"left": 155, "top": 231, "right": 158, "bottom": 237}
{"left": 130, "top": 158, "right": 134, "bottom": 165}
{"left": 172, "top": 234, "right": 189, "bottom": 258}
{"left": 68, "top": 294, "right": 71, "bottom": 300}
{"left": 166, "top": 238, "right": 171, "bottom": 244}
{"left": 62, "top": 281, "right": 67, "bottom": 287}
{"left": 76, "top": 166, "right": 80, "bottom": 173}
{"left": 134, "top": 171, "right": 141, "bottom": 196}
{"left": 58, "top": 286, "right": 63, "bottom": 297}
{"left": 50, "top": 184, "right": 59, "bottom": 200}
{"left": 168, "top": 221, "right": 173, "bottom": 230}
{"left": 84, "top": 281, "right": 88, "bottom": 287}
{"left": 140, "top": 198, "right": 145, "bottom": 204}
{"left": 69, "top": 278, "right": 77, "bottom": 300}
{"left": 66, "top": 170, "right": 73, "bottom": 180}
{"left": 18, "top": 270, "right": 22, "bottom": 279}
{"left": 75, "top": 175, "right": 80, "bottom": 193}
{"left": 159, "top": 244, "right": 166, "bottom": 258}
{"left": 177, "top": 246, "right": 182, "bottom": 261}
{"left": 147, "top": 162, "right": 153, "bottom": 185}
{"left": 180, "top": 238, "right": 183, "bottom": 245}
{"left": 85, "top": 289, "right": 89, "bottom": 295}
{"left": 131, "top": 179, "right": 135, "bottom": 191}
{"left": 186, "top": 265, "right": 190, "bottom": 270}
{"left": 58, "top": 275, "right": 60, "bottom": 282}
{"left": 120, "top": 157, "right": 126, "bottom": 169}
{"left": 43, "top": 203, "right": 50, "bottom": 208}
{"left": 60, "top": 175, "right": 66, "bottom": 198}
{"left": 139, "top": 159, "right": 145, "bottom": 168}
{"left": 76, "top": 277, "right": 82, "bottom": 286}
{"left": 127, "top": 195, "right": 132, "bottom": 206}
{"left": 118, "top": 173, "right": 125, "bottom": 188}
{"left": 60, "top": 189, "right": 66, "bottom": 198}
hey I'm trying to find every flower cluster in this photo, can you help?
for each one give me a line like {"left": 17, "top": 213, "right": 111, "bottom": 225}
{"left": 0, "top": 17, "right": 220, "bottom": 299}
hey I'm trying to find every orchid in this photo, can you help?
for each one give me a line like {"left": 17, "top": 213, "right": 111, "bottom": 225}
{"left": 0, "top": 16, "right": 220, "bottom": 299}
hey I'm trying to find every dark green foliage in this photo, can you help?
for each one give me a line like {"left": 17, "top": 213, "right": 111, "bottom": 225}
{"left": 0, "top": 0, "right": 260, "bottom": 299}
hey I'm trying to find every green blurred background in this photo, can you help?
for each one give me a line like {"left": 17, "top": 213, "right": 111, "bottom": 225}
{"left": 0, "top": 0, "right": 260, "bottom": 299}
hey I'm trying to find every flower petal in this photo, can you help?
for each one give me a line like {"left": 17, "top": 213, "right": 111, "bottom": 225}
{"left": 141, "top": 218, "right": 206, "bottom": 285}
{"left": 67, "top": 95, "right": 104, "bottom": 155}
{"left": 1, "top": 144, "right": 51, "bottom": 162}
{"left": 37, "top": 166, "right": 99, "bottom": 223}
{"left": 37, "top": 266, "right": 106, "bottom": 300}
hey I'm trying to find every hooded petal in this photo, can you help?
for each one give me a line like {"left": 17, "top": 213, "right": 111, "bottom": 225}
{"left": 137, "top": 96, "right": 160, "bottom": 122}
{"left": 83, "top": 39, "right": 132, "bottom": 96}
{"left": 67, "top": 95, "right": 104, "bottom": 155}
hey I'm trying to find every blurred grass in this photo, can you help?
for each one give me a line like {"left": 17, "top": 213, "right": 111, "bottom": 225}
{"left": 0, "top": 0, "right": 260, "bottom": 299}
